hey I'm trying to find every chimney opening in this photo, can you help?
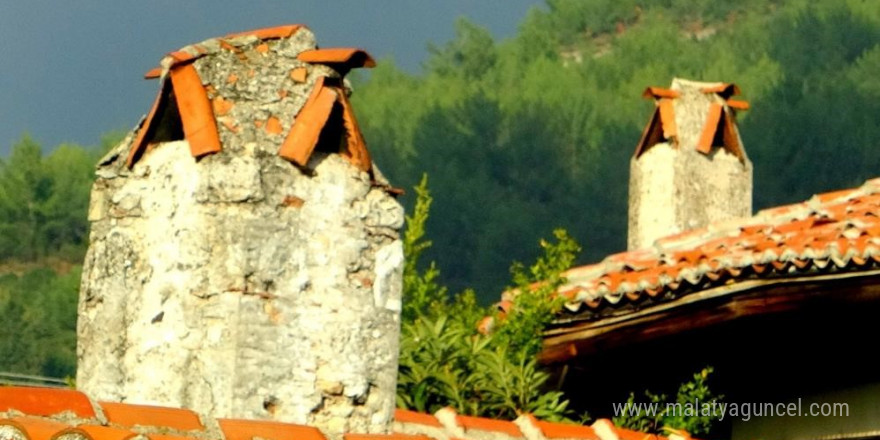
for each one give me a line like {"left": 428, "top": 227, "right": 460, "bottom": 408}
{"left": 149, "top": 85, "right": 185, "bottom": 144}
{"left": 314, "top": 100, "right": 348, "bottom": 156}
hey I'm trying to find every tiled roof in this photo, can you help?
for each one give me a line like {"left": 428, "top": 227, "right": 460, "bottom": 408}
{"left": 0, "top": 387, "right": 682, "bottom": 440}
{"left": 126, "top": 24, "right": 375, "bottom": 173}
{"left": 530, "top": 178, "right": 880, "bottom": 319}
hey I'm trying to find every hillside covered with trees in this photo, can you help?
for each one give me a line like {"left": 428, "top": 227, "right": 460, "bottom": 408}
{"left": 353, "top": 0, "right": 880, "bottom": 297}
{"left": 1, "top": 0, "right": 879, "bottom": 394}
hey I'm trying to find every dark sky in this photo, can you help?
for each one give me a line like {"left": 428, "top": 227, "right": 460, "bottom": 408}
{"left": 0, "top": 1, "right": 543, "bottom": 156}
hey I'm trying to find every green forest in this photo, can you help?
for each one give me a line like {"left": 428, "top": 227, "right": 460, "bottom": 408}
{"left": 1, "top": 0, "right": 879, "bottom": 398}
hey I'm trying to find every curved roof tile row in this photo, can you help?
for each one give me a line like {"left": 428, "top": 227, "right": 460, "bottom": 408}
{"left": 0, "top": 387, "right": 684, "bottom": 440}
{"left": 526, "top": 178, "right": 880, "bottom": 316}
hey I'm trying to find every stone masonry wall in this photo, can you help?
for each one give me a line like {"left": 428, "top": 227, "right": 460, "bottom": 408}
{"left": 628, "top": 79, "right": 752, "bottom": 250}
{"left": 77, "top": 26, "right": 404, "bottom": 439}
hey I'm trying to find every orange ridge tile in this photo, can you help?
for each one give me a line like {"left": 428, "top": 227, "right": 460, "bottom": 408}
{"left": 1, "top": 417, "right": 90, "bottom": 440}
{"left": 816, "top": 188, "right": 860, "bottom": 203}
{"left": 753, "top": 237, "right": 782, "bottom": 252}
{"left": 169, "top": 64, "right": 222, "bottom": 159}
{"left": 773, "top": 218, "right": 816, "bottom": 235}
{"left": 658, "top": 99, "right": 676, "bottom": 140}
{"left": 78, "top": 425, "right": 139, "bottom": 440}
{"left": 394, "top": 409, "right": 442, "bottom": 427}
{"left": 100, "top": 402, "right": 204, "bottom": 431}
{"left": 144, "top": 67, "right": 162, "bottom": 80}
{"left": 641, "top": 87, "right": 679, "bottom": 100}
{"left": 168, "top": 51, "right": 196, "bottom": 64}
{"left": 701, "top": 83, "right": 740, "bottom": 97}
{"left": 615, "top": 427, "right": 661, "bottom": 440}
{"left": 225, "top": 24, "right": 303, "bottom": 41}
{"left": 696, "top": 103, "right": 723, "bottom": 154}
{"left": 297, "top": 48, "right": 376, "bottom": 69}
{"left": 145, "top": 434, "right": 202, "bottom": 440}
{"left": 725, "top": 99, "right": 750, "bottom": 110}
{"left": 218, "top": 418, "right": 325, "bottom": 440}
{"left": 672, "top": 249, "right": 704, "bottom": 265}
{"left": 0, "top": 386, "right": 96, "bottom": 418}
{"left": 534, "top": 419, "right": 598, "bottom": 439}
{"left": 456, "top": 414, "right": 522, "bottom": 437}
{"left": 346, "top": 435, "right": 431, "bottom": 440}
{"left": 338, "top": 90, "right": 373, "bottom": 172}
{"left": 279, "top": 78, "right": 337, "bottom": 166}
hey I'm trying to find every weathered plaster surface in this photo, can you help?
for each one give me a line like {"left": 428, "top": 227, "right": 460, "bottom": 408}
{"left": 77, "top": 26, "right": 403, "bottom": 438}
{"left": 628, "top": 79, "right": 752, "bottom": 250}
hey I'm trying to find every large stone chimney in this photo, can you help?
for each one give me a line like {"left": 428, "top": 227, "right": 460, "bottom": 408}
{"left": 76, "top": 25, "right": 404, "bottom": 437}
{"left": 628, "top": 78, "right": 753, "bottom": 250}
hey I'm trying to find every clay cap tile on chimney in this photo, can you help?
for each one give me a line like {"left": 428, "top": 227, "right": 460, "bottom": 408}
{"left": 126, "top": 24, "right": 376, "bottom": 174}
{"left": 701, "top": 82, "right": 740, "bottom": 98}
{"left": 642, "top": 87, "right": 680, "bottom": 100}
{"left": 297, "top": 48, "right": 377, "bottom": 71}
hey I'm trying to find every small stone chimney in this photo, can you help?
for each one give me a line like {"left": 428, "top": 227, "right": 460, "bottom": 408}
{"left": 76, "top": 25, "right": 404, "bottom": 437}
{"left": 628, "top": 78, "right": 753, "bottom": 250}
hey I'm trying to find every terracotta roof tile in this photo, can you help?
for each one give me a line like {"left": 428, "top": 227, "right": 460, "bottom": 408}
{"left": 100, "top": 402, "right": 203, "bottom": 431}
{"left": 1, "top": 417, "right": 89, "bottom": 440}
{"left": 145, "top": 434, "right": 203, "bottom": 440}
{"left": 279, "top": 80, "right": 338, "bottom": 166}
{"left": 77, "top": 425, "right": 139, "bottom": 440}
{"left": 542, "top": 178, "right": 880, "bottom": 337}
{"left": 701, "top": 82, "right": 740, "bottom": 97}
{"left": 641, "top": 87, "right": 679, "bottom": 99}
{"left": 0, "top": 390, "right": 675, "bottom": 440}
{"left": 224, "top": 24, "right": 303, "bottom": 40}
{"left": 169, "top": 64, "right": 221, "bottom": 158}
{"left": 346, "top": 435, "right": 431, "bottom": 440}
{"left": 218, "top": 419, "right": 325, "bottom": 440}
{"left": 0, "top": 387, "right": 96, "bottom": 418}
{"left": 297, "top": 48, "right": 376, "bottom": 69}
{"left": 394, "top": 409, "right": 442, "bottom": 427}
{"left": 696, "top": 103, "right": 723, "bottom": 154}
{"left": 456, "top": 414, "right": 521, "bottom": 437}
{"left": 657, "top": 99, "right": 676, "bottom": 140}
{"left": 533, "top": 420, "right": 598, "bottom": 439}
{"left": 144, "top": 67, "right": 162, "bottom": 80}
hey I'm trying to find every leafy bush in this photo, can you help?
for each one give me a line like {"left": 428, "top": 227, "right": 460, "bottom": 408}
{"left": 398, "top": 175, "right": 577, "bottom": 421}
{"left": 613, "top": 367, "right": 724, "bottom": 435}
